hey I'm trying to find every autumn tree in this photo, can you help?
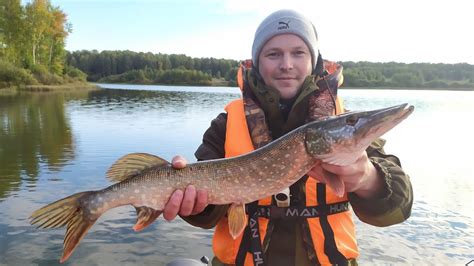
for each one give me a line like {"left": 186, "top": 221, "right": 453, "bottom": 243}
{"left": 0, "top": 0, "right": 70, "bottom": 74}
{"left": 0, "top": 0, "right": 25, "bottom": 65}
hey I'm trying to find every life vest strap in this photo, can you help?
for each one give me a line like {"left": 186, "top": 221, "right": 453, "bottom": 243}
{"left": 236, "top": 202, "right": 266, "bottom": 266}
{"left": 236, "top": 201, "right": 350, "bottom": 266}
{"left": 247, "top": 201, "right": 349, "bottom": 219}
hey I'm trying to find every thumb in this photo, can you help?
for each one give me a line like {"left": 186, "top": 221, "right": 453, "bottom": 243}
{"left": 171, "top": 155, "right": 187, "bottom": 169}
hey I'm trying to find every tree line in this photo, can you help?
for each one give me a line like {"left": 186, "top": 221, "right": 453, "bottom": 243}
{"left": 341, "top": 61, "right": 474, "bottom": 89}
{"left": 66, "top": 50, "right": 239, "bottom": 86}
{"left": 0, "top": 0, "right": 86, "bottom": 88}
{"left": 66, "top": 50, "right": 474, "bottom": 89}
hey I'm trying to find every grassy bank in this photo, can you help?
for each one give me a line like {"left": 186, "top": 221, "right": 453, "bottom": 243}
{"left": 0, "top": 59, "right": 98, "bottom": 92}
{"left": 0, "top": 87, "right": 19, "bottom": 96}
{"left": 19, "top": 82, "right": 99, "bottom": 92}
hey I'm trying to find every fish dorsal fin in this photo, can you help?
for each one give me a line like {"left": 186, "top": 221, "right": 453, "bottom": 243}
{"left": 106, "top": 153, "right": 169, "bottom": 182}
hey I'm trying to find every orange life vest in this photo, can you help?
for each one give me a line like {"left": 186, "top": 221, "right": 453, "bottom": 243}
{"left": 212, "top": 98, "right": 359, "bottom": 265}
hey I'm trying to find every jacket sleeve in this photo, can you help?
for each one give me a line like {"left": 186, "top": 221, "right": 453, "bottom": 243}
{"left": 348, "top": 138, "right": 414, "bottom": 227}
{"left": 180, "top": 113, "right": 230, "bottom": 229}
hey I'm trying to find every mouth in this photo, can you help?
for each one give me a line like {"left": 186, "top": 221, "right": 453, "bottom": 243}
{"left": 361, "top": 104, "right": 414, "bottom": 139}
{"left": 394, "top": 104, "right": 414, "bottom": 123}
{"left": 276, "top": 77, "right": 296, "bottom": 80}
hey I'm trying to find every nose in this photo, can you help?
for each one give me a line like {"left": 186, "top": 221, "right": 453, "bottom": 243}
{"left": 279, "top": 54, "right": 293, "bottom": 71}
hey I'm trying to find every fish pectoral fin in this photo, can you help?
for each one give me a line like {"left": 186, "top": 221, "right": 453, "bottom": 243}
{"left": 227, "top": 203, "right": 247, "bottom": 239}
{"left": 322, "top": 170, "right": 345, "bottom": 197}
{"left": 106, "top": 153, "right": 169, "bottom": 182}
{"left": 133, "top": 206, "right": 162, "bottom": 232}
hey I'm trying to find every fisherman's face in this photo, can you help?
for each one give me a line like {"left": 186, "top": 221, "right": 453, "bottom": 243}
{"left": 258, "top": 34, "right": 313, "bottom": 100}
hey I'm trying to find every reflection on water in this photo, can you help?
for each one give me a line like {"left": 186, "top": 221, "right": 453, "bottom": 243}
{"left": 0, "top": 92, "right": 76, "bottom": 200}
{"left": 0, "top": 85, "right": 472, "bottom": 265}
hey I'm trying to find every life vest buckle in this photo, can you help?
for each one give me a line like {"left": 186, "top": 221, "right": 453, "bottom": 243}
{"left": 274, "top": 187, "right": 290, "bottom": 207}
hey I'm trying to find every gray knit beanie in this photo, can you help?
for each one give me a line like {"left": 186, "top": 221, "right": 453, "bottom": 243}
{"left": 252, "top": 9, "right": 319, "bottom": 70}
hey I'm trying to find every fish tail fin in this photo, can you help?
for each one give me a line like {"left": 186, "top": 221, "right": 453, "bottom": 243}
{"left": 30, "top": 191, "right": 99, "bottom": 263}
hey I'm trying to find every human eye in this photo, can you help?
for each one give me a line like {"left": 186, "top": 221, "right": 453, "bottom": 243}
{"left": 293, "top": 50, "right": 307, "bottom": 56}
{"left": 264, "top": 50, "right": 280, "bottom": 58}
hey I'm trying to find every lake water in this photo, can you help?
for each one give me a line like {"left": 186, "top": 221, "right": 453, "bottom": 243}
{"left": 0, "top": 83, "right": 473, "bottom": 265}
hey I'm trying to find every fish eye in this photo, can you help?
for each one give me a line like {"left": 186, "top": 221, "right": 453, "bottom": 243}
{"left": 346, "top": 115, "right": 358, "bottom": 126}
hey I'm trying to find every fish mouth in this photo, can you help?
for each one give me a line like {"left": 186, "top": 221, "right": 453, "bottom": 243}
{"left": 393, "top": 104, "right": 415, "bottom": 123}
{"left": 375, "top": 103, "right": 414, "bottom": 124}
{"left": 357, "top": 103, "right": 414, "bottom": 142}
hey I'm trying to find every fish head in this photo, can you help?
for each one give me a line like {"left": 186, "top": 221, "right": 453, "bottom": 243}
{"left": 304, "top": 103, "right": 414, "bottom": 165}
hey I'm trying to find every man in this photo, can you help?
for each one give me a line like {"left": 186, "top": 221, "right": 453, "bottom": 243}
{"left": 162, "top": 9, "right": 413, "bottom": 266}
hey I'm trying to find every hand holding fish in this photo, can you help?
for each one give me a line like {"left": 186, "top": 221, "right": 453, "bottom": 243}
{"left": 307, "top": 151, "right": 384, "bottom": 199}
{"left": 162, "top": 156, "right": 209, "bottom": 221}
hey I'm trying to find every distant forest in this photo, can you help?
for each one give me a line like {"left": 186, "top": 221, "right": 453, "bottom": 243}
{"left": 67, "top": 50, "right": 474, "bottom": 89}
{"left": 66, "top": 50, "right": 239, "bottom": 86}
{"left": 342, "top": 61, "right": 474, "bottom": 89}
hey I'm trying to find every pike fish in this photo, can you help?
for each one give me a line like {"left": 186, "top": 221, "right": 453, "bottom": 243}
{"left": 30, "top": 103, "right": 414, "bottom": 263}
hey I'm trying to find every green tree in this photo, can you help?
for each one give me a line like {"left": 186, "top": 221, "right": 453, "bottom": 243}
{"left": 0, "top": 0, "right": 24, "bottom": 65}
{"left": 46, "top": 7, "right": 71, "bottom": 74}
{"left": 0, "top": 0, "right": 71, "bottom": 85}
{"left": 24, "top": 0, "right": 53, "bottom": 66}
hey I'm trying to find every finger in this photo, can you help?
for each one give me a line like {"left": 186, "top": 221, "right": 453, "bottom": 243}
{"left": 179, "top": 185, "right": 197, "bottom": 216}
{"left": 163, "top": 189, "right": 184, "bottom": 221}
{"left": 192, "top": 189, "right": 208, "bottom": 215}
{"left": 172, "top": 155, "right": 187, "bottom": 169}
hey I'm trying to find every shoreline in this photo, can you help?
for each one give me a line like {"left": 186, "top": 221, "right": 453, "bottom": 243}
{"left": 94, "top": 82, "right": 474, "bottom": 92}
{"left": 17, "top": 82, "right": 100, "bottom": 92}
{"left": 2, "top": 82, "right": 473, "bottom": 92}
{"left": 95, "top": 79, "right": 232, "bottom": 87}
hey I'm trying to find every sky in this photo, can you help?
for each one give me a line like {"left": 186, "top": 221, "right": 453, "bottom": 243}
{"left": 46, "top": 0, "right": 473, "bottom": 64}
